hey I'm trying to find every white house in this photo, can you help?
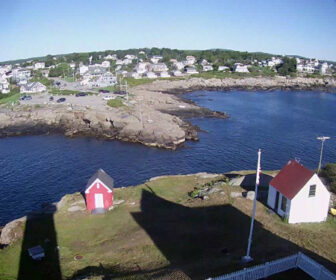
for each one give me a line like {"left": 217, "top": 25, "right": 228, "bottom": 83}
{"left": 234, "top": 63, "right": 249, "bottom": 73}
{"left": 172, "top": 70, "right": 184, "bottom": 77}
{"left": 12, "top": 69, "right": 31, "bottom": 83}
{"left": 218, "top": 66, "right": 230, "bottom": 72}
{"left": 174, "top": 61, "right": 185, "bottom": 70}
{"left": 101, "top": 61, "right": 111, "bottom": 68}
{"left": 202, "top": 65, "right": 213, "bottom": 72}
{"left": 186, "top": 56, "right": 196, "bottom": 65}
{"left": 185, "top": 66, "right": 199, "bottom": 75}
{"left": 34, "top": 62, "right": 45, "bottom": 70}
{"left": 160, "top": 71, "right": 170, "bottom": 78}
{"left": 151, "top": 63, "right": 168, "bottom": 73}
{"left": 0, "top": 78, "right": 10, "bottom": 94}
{"left": 134, "top": 62, "right": 149, "bottom": 74}
{"left": 267, "top": 159, "right": 330, "bottom": 224}
{"left": 145, "top": 72, "right": 157, "bottom": 79}
{"left": 150, "top": 55, "right": 163, "bottom": 64}
{"left": 20, "top": 82, "right": 46, "bottom": 93}
{"left": 79, "top": 65, "right": 89, "bottom": 75}
{"left": 320, "top": 63, "right": 328, "bottom": 75}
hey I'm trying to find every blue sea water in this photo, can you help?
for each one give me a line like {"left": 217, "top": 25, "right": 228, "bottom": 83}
{"left": 0, "top": 90, "right": 335, "bottom": 225}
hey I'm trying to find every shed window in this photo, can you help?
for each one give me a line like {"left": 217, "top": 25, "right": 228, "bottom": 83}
{"left": 281, "top": 196, "right": 287, "bottom": 212}
{"left": 309, "top": 185, "right": 316, "bottom": 197}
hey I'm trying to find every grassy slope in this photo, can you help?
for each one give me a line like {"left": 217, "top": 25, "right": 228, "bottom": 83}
{"left": 0, "top": 174, "right": 335, "bottom": 280}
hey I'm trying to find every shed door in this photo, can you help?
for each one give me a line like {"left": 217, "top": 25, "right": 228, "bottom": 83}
{"left": 95, "top": 193, "right": 104, "bottom": 208}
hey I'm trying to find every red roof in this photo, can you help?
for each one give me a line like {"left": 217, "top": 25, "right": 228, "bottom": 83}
{"left": 270, "top": 160, "right": 315, "bottom": 200}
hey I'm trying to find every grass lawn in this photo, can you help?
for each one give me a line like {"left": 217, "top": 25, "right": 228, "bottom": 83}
{"left": 0, "top": 93, "right": 21, "bottom": 105}
{"left": 49, "top": 88, "right": 79, "bottom": 95}
{"left": 107, "top": 98, "right": 125, "bottom": 108}
{"left": 0, "top": 174, "right": 335, "bottom": 280}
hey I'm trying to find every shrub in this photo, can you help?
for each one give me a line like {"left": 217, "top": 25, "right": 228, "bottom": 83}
{"left": 320, "top": 163, "right": 336, "bottom": 193}
{"left": 107, "top": 98, "right": 124, "bottom": 108}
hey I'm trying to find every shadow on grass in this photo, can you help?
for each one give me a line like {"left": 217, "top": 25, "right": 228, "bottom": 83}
{"left": 68, "top": 189, "right": 335, "bottom": 279}
{"left": 17, "top": 205, "right": 61, "bottom": 280}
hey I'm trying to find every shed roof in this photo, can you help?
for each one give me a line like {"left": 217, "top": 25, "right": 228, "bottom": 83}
{"left": 270, "top": 159, "right": 315, "bottom": 200}
{"left": 85, "top": 168, "right": 114, "bottom": 192}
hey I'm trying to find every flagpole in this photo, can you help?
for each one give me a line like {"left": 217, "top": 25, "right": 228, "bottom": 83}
{"left": 242, "top": 148, "right": 261, "bottom": 263}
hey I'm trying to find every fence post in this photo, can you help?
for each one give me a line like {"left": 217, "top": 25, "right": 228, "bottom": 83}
{"left": 243, "top": 268, "right": 247, "bottom": 280}
{"left": 264, "top": 262, "right": 270, "bottom": 278}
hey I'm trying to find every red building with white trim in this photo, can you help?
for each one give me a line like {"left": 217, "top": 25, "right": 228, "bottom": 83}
{"left": 85, "top": 169, "right": 114, "bottom": 213}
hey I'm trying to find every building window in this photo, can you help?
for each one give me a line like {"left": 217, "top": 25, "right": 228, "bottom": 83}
{"left": 281, "top": 196, "right": 287, "bottom": 212}
{"left": 309, "top": 185, "right": 316, "bottom": 197}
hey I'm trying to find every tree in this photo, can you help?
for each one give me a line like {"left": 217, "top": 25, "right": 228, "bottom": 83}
{"left": 49, "top": 63, "right": 71, "bottom": 77}
{"left": 276, "top": 57, "right": 297, "bottom": 76}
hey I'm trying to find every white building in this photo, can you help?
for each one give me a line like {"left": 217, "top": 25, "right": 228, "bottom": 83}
{"left": 185, "top": 66, "right": 199, "bottom": 75}
{"left": 186, "top": 56, "right": 196, "bottom": 65}
{"left": 151, "top": 63, "right": 168, "bottom": 73}
{"left": 134, "top": 62, "right": 149, "bottom": 74}
{"left": 267, "top": 159, "right": 330, "bottom": 224}
{"left": 79, "top": 65, "right": 89, "bottom": 75}
{"left": 12, "top": 69, "right": 31, "bottom": 83}
{"left": 173, "top": 61, "right": 185, "bottom": 70}
{"left": 320, "top": 63, "right": 328, "bottom": 75}
{"left": 202, "top": 65, "right": 213, "bottom": 72}
{"left": 233, "top": 63, "right": 249, "bottom": 73}
{"left": 125, "top": 54, "right": 137, "bottom": 60}
{"left": 122, "top": 58, "right": 133, "bottom": 65}
{"left": 146, "top": 72, "right": 157, "bottom": 79}
{"left": 69, "top": 63, "right": 76, "bottom": 69}
{"left": 172, "top": 70, "right": 184, "bottom": 77}
{"left": 150, "top": 55, "right": 163, "bottom": 64}
{"left": 34, "top": 62, "right": 45, "bottom": 70}
{"left": 160, "top": 71, "right": 170, "bottom": 78}
{"left": 101, "top": 61, "right": 111, "bottom": 68}
{"left": 20, "top": 82, "right": 46, "bottom": 93}
{"left": 0, "top": 78, "right": 10, "bottom": 94}
{"left": 218, "top": 66, "right": 230, "bottom": 71}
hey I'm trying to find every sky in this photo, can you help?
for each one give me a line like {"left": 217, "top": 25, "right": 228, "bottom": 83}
{"left": 1, "top": 0, "right": 336, "bottom": 62}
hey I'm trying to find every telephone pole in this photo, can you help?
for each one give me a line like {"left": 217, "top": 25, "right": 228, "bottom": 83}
{"left": 317, "top": 136, "right": 330, "bottom": 173}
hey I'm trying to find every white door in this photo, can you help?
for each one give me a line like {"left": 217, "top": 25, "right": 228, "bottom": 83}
{"left": 95, "top": 193, "right": 104, "bottom": 208}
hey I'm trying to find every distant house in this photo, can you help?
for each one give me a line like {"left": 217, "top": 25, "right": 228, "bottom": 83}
{"left": 151, "top": 63, "right": 168, "bottom": 73}
{"left": 150, "top": 55, "right": 163, "bottom": 64}
{"left": 125, "top": 54, "right": 137, "bottom": 60}
{"left": 218, "top": 66, "right": 230, "bottom": 72}
{"left": 320, "top": 63, "right": 328, "bottom": 75}
{"left": 146, "top": 72, "right": 157, "bottom": 79}
{"left": 267, "top": 159, "right": 330, "bottom": 224}
{"left": 233, "top": 63, "right": 249, "bottom": 73}
{"left": 34, "top": 62, "right": 45, "bottom": 70}
{"left": 20, "top": 82, "right": 46, "bottom": 93}
{"left": 186, "top": 56, "right": 196, "bottom": 65}
{"left": 79, "top": 65, "right": 89, "bottom": 75}
{"left": 160, "top": 71, "right": 170, "bottom": 78}
{"left": 0, "top": 78, "right": 10, "bottom": 94}
{"left": 12, "top": 68, "right": 31, "bottom": 83}
{"left": 173, "top": 61, "right": 185, "bottom": 70}
{"left": 172, "top": 70, "right": 184, "bottom": 77}
{"left": 202, "top": 65, "right": 213, "bottom": 72}
{"left": 185, "top": 66, "right": 199, "bottom": 75}
{"left": 85, "top": 169, "right": 114, "bottom": 213}
{"left": 134, "top": 62, "right": 149, "bottom": 74}
{"left": 101, "top": 61, "right": 110, "bottom": 68}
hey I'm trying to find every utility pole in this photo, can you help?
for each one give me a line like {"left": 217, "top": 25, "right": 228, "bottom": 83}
{"left": 242, "top": 149, "right": 261, "bottom": 263}
{"left": 317, "top": 136, "right": 330, "bottom": 173}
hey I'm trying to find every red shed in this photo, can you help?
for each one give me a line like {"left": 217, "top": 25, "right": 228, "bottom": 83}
{"left": 85, "top": 169, "right": 114, "bottom": 213}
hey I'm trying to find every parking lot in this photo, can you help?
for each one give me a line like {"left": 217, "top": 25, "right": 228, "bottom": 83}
{"left": 20, "top": 92, "right": 111, "bottom": 109}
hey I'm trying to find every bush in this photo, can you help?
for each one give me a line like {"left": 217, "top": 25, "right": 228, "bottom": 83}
{"left": 320, "top": 163, "right": 336, "bottom": 193}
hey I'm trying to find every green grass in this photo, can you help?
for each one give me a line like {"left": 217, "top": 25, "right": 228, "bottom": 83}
{"left": 95, "top": 85, "right": 116, "bottom": 93}
{"left": 63, "top": 76, "right": 75, "bottom": 83}
{"left": 123, "top": 77, "right": 155, "bottom": 87}
{"left": 49, "top": 88, "right": 78, "bottom": 95}
{"left": 0, "top": 174, "right": 335, "bottom": 279}
{"left": 0, "top": 93, "right": 21, "bottom": 105}
{"left": 107, "top": 98, "right": 125, "bottom": 108}
{"left": 30, "top": 76, "right": 53, "bottom": 87}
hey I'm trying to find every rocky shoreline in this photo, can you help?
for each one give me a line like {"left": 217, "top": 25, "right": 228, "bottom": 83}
{"left": 0, "top": 76, "right": 335, "bottom": 149}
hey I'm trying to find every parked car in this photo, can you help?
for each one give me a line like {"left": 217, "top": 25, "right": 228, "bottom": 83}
{"left": 20, "top": 95, "right": 32, "bottom": 101}
{"left": 99, "top": 89, "right": 110, "bottom": 94}
{"left": 103, "top": 95, "right": 115, "bottom": 101}
{"left": 113, "top": 90, "right": 127, "bottom": 95}
{"left": 76, "top": 92, "right": 88, "bottom": 97}
{"left": 49, "top": 96, "right": 54, "bottom": 101}
{"left": 57, "top": 98, "right": 66, "bottom": 103}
